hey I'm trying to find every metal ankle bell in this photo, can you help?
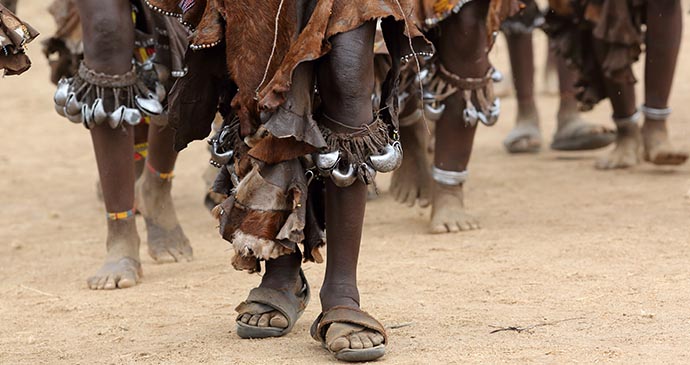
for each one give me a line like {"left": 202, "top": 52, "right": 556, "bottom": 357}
{"left": 134, "top": 94, "right": 164, "bottom": 115}
{"left": 477, "top": 112, "right": 488, "bottom": 126}
{"left": 331, "top": 163, "right": 357, "bottom": 188}
{"left": 107, "top": 106, "right": 126, "bottom": 129}
{"left": 54, "top": 78, "right": 70, "bottom": 106}
{"left": 54, "top": 103, "right": 66, "bottom": 117}
{"left": 64, "top": 92, "right": 82, "bottom": 116}
{"left": 491, "top": 69, "right": 504, "bottom": 83}
{"left": 81, "top": 104, "right": 94, "bottom": 129}
{"left": 463, "top": 106, "right": 478, "bottom": 127}
{"left": 424, "top": 102, "right": 446, "bottom": 122}
{"left": 316, "top": 151, "right": 341, "bottom": 173}
{"left": 368, "top": 142, "right": 403, "bottom": 173}
{"left": 485, "top": 98, "right": 500, "bottom": 126}
{"left": 123, "top": 108, "right": 143, "bottom": 126}
{"left": 91, "top": 99, "right": 108, "bottom": 125}
{"left": 66, "top": 109, "right": 82, "bottom": 124}
{"left": 423, "top": 91, "right": 445, "bottom": 122}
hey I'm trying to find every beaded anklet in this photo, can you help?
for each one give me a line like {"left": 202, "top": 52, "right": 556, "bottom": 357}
{"left": 106, "top": 209, "right": 136, "bottom": 221}
{"left": 134, "top": 142, "right": 149, "bottom": 162}
{"left": 147, "top": 161, "right": 174, "bottom": 180}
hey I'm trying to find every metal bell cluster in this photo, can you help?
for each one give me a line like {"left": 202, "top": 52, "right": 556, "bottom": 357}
{"left": 462, "top": 97, "right": 500, "bottom": 127}
{"left": 314, "top": 141, "right": 403, "bottom": 188}
{"left": 53, "top": 78, "right": 164, "bottom": 129}
{"left": 423, "top": 91, "right": 445, "bottom": 122}
{"left": 208, "top": 124, "right": 235, "bottom": 168}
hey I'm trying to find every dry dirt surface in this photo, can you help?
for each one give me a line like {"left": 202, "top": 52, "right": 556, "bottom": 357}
{"left": 3, "top": 2, "right": 690, "bottom": 364}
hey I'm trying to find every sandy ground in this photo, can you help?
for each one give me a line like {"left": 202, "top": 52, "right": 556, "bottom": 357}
{"left": 3, "top": 2, "right": 690, "bottom": 364}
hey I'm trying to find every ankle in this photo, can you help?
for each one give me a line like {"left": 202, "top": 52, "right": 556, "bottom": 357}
{"left": 105, "top": 217, "right": 140, "bottom": 260}
{"left": 517, "top": 100, "right": 538, "bottom": 120}
{"left": 261, "top": 253, "right": 302, "bottom": 291}
{"left": 557, "top": 100, "right": 579, "bottom": 125}
{"left": 320, "top": 283, "right": 360, "bottom": 311}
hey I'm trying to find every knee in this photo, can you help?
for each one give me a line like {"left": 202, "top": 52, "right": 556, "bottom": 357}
{"left": 456, "top": 7, "right": 485, "bottom": 32}
{"left": 456, "top": 14, "right": 487, "bottom": 51}
{"left": 87, "top": 17, "right": 130, "bottom": 53}
{"left": 320, "top": 45, "right": 375, "bottom": 107}
{"left": 438, "top": 6, "right": 489, "bottom": 68}
{"left": 78, "top": 0, "right": 134, "bottom": 64}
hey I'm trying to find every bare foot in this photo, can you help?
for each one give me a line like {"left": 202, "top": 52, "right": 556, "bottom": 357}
{"left": 87, "top": 219, "right": 142, "bottom": 290}
{"left": 430, "top": 182, "right": 480, "bottom": 234}
{"left": 503, "top": 107, "right": 542, "bottom": 154}
{"left": 390, "top": 120, "right": 432, "bottom": 207}
{"left": 595, "top": 123, "right": 642, "bottom": 170}
{"left": 641, "top": 120, "right": 688, "bottom": 166}
{"left": 136, "top": 168, "right": 193, "bottom": 263}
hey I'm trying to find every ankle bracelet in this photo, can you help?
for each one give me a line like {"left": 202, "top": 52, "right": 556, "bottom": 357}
{"left": 641, "top": 105, "right": 672, "bottom": 120}
{"left": 147, "top": 162, "right": 174, "bottom": 180}
{"left": 134, "top": 142, "right": 148, "bottom": 162}
{"left": 432, "top": 166, "right": 468, "bottom": 186}
{"left": 106, "top": 209, "right": 136, "bottom": 221}
{"left": 613, "top": 110, "right": 641, "bottom": 126}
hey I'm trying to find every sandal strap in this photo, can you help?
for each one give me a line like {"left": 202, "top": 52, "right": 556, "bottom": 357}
{"left": 235, "top": 269, "right": 310, "bottom": 327}
{"left": 310, "top": 306, "right": 388, "bottom": 345}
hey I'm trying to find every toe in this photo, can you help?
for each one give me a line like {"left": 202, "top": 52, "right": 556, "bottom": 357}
{"left": 595, "top": 158, "right": 610, "bottom": 170}
{"left": 360, "top": 333, "right": 374, "bottom": 349}
{"left": 430, "top": 222, "right": 448, "bottom": 234}
{"left": 404, "top": 189, "right": 416, "bottom": 207}
{"left": 257, "top": 313, "right": 271, "bottom": 327}
{"left": 446, "top": 223, "right": 459, "bottom": 233}
{"left": 511, "top": 138, "right": 528, "bottom": 151}
{"left": 329, "top": 337, "right": 350, "bottom": 353}
{"left": 87, "top": 276, "right": 100, "bottom": 290}
{"left": 418, "top": 187, "right": 431, "bottom": 208}
{"left": 349, "top": 334, "right": 364, "bottom": 350}
{"left": 148, "top": 247, "right": 165, "bottom": 262}
{"left": 118, "top": 270, "right": 138, "bottom": 289}
{"left": 248, "top": 314, "right": 260, "bottom": 326}
{"left": 180, "top": 244, "right": 193, "bottom": 261}
{"left": 96, "top": 276, "right": 108, "bottom": 290}
{"left": 269, "top": 313, "right": 288, "bottom": 328}
{"left": 165, "top": 248, "right": 181, "bottom": 263}
{"left": 457, "top": 221, "right": 471, "bottom": 231}
{"left": 104, "top": 275, "right": 118, "bottom": 290}
{"left": 370, "top": 332, "right": 385, "bottom": 346}
{"left": 239, "top": 314, "right": 251, "bottom": 324}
